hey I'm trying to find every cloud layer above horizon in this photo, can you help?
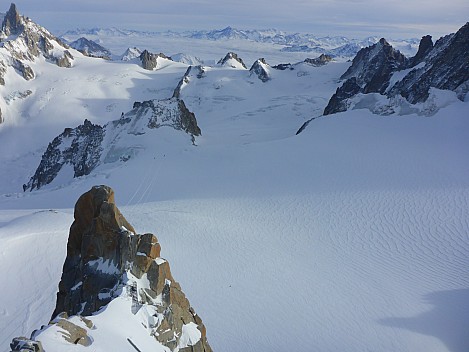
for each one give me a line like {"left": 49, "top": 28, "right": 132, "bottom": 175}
{"left": 8, "top": 0, "right": 469, "bottom": 38}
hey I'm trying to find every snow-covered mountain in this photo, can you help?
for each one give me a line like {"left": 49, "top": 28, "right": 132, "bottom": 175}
{"left": 1, "top": 4, "right": 469, "bottom": 352}
{"left": 0, "top": 3, "right": 77, "bottom": 122}
{"left": 24, "top": 98, "right": 200, "bottom": 191}
{"left": 67, "top": 37, "right": 112, "bottom": 59}
{"left": 323, "top": 22, "right": 469, "bottom": 116}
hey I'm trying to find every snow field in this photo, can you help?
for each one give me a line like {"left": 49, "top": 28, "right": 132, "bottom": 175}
{"left": 1, "top": 105, "right": 468, "bottom": 351}
{"left": 0, "top": 30, "right": 468, "bottom": 352}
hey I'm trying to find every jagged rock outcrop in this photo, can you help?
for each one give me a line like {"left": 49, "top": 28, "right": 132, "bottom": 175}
{"left": 217, "top": 52, "right": 247, "bottom": 69}
{"left": 1, "top": 3, "right": 22, "bottom": 36}
{"left": 304, "top": 54, "right": 333, "bottom": 66}
{"left": 52, "top": 185, "right": 212, "bottom": 351}
{"left": 10, "top": 186, "right": 212, "bottom": 351}
{"left": 13, "top": 59, "right": 35, "bottom": 80}
{"left": 56, "top": 50, "right": 74, "bottom": 68}
{"left": 23, "top": 119, "right": 104, "bottom": 191}
{"left": 0, "top": 2, "right": 75, "bottom": 98}
{"left": 10, "top": 337, "right": 44, "bottom": 352}
{"left": 1, "top": 3, "right": 72, "bottom": 63}
{"left": 324, "top": 38, "right": 408, "bottom": 114}
{"left": 324, "top": 77, "right": 361, "bottom": 115}
{"left": 131, "top": 98, "right": 201, "bottom": 136}
{"left": 173, "top": 65, "right": 206, "bottom": 98}
{"left": 249, "top": 58, "right": 271, "bottom": 82}
{"left": 273, "top": 63, "right": 293, "bottom": 71}
{"left": 140, "top": 49, "right": 171, "bottom": 70}
{"left": 324, "top": 23, "right": 469, "bottom": 115}
{"left": 69, "top": 37, "right": 111, "bottom": 59}
{"left": 340, "top": 38, "right": 408, "bottom": 94}
{"left": 23, "top": 98, "right": 201, "bottom": 191}
{"left": 0, "top": 60, "right": 6, "bottom": 85}
{"left": 388, "top": 22, "right": 469, "bottom": 104}
{"left": 53, "top": 186, "right": 136, "bottom": 316}
{"left": 409, "top": 35, "right": 433, "bottom": 66}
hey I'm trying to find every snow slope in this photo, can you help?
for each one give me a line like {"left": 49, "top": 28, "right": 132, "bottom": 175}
{"left": 0, "top": 30, "right": 468, "bottom": 352}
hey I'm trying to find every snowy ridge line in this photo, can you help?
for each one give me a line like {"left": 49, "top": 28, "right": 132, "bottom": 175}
{"left": 59, "top": 26, "right": 418, "bottom": 50}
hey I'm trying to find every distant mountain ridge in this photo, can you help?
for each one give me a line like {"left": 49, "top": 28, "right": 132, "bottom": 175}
{"left": 60, "top": 26, "right": 419, "bottom": 58}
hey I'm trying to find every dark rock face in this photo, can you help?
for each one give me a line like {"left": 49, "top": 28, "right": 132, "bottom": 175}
{"left": 324, "top": 37, "right": 407, "bottom": 115}
{"left": 69, "top": 37, "right": 111, "bottom": 59}
{"left": 388, "top": 22, "right": 469, "bottom": 104}
{"left": 249, "top": 58, "right": 271, "bottom": 82}
{"left": 324, "top": 77, "right": 361, "bottom": 115}
{"left": 273, "top": 63, "right": 293, "bottom": 71}
{"left": 140, "top": 50, "right": 170, "bottom": 70}
{"left": 1, "top": 3, "right": 22, "bottom": 35}
{"left": 410, "top": 35, "right": 433, "bottom": 66}
{"left": 217, "top": 52, "right": 247, "bottom": 69}
{"left": 340, "top": 38, "right": 408, "bottom": 94}
{"left": 304, "top": 54, "right": 333, "bottom": 66}
{"left": 24, "top": 98, "right": 201, "bottom": 191}
{"left": 52, "top": 185, "right": 213, "bottom": 351}
{"left": 0, "top": 60, "right": 6, "bottom": 85}
{"left": 324, "top": 23, "right": 469, "bottom": 115}
{"left": 24, "top": 119, "right": 104, "bottom": 191}
{"left": 10, "top": 337, "right": 43, "bottom": 352}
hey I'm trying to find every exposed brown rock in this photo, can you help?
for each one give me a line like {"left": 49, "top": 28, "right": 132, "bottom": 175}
{"left": 56, "top": 318, "right": 92, "bottom": 346}
{"left": 51, "top": 185, "right": 212, "bottom": 352}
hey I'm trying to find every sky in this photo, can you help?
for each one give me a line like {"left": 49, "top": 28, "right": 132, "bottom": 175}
{"left": 5, "top": 0, "right": 469, "bottom": 38}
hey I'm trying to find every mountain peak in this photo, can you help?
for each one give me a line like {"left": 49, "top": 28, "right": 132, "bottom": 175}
{"left": 1, "top": 3, "right": 22, "bottom": 36}
{"left": 217, "top": 52, "right": 247, "bottom": 69}
{"left": 11, "top": 185, "right": 213, "bottom": 352}
{"left": 249, "top": 58, "right": 271, "bottom": 82}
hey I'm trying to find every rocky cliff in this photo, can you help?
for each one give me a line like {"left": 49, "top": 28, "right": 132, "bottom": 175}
{"left": 140, "top": 49, "right": 171, "bottom": 70}
{"left": 249, "top": 58, "right": 271, "bottom": 82}
{"left": 23, "top": 98, "right": 201, "bottom": 191}
{"left": 10, "top": 185, "right": 212, "bottom": 352}
{"left": 324, "top": 22, "right": 469, "bottom": 115}
{"left": 304, "top": 54, "right": 333, "bottom": 67}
